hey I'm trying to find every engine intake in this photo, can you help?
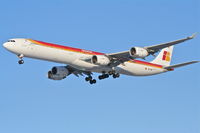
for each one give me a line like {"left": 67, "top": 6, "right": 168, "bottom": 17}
{"left": 129, "top": 47, "right": 149, "bottom": 58}
{"left": 91, "top": 55, "right": 110, "bottom": 66}
{"left": 48, "top": 66, "right": 70, "bottom": 80}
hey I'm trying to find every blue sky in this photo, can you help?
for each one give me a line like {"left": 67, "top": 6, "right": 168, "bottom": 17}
{"left": 0, "top": 0, "right": 199, "bottom": 133}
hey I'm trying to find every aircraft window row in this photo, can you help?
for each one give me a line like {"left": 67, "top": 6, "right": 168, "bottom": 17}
{"left": 8, "top": 40, "right": 15, "bottom": 42}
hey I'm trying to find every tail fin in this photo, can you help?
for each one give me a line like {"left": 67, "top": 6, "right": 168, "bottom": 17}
{"left": 151, "top": 46, "right": 174, "bottom": 66}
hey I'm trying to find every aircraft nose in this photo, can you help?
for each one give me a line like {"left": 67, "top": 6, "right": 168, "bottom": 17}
{"left": 3, "top": 42, "right": 8, "bottom": 48}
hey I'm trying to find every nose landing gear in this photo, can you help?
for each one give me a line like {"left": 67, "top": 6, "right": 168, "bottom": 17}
{"left": 17, "top": 54, "right": 24, "bottom": 64}
{"left": 18, "top": 60, "right": 24, "bottom": 64}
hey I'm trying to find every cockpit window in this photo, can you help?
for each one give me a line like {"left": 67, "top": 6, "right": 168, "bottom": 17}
{"left": 7, "top": 40, "right": 15, "bottom": 42}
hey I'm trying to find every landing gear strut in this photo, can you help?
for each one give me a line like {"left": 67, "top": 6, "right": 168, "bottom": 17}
{"left": 17, "top": 54, "right": 24, "bottom": 64}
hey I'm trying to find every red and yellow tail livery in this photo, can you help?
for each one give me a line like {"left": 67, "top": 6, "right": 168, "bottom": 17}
{"left": 162, "top": 51, "right": 171, "bottom": 62}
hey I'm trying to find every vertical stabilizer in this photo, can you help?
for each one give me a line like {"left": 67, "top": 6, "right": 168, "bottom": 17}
{"left": 151, "top": 46, "right": 174, "bottom": 66}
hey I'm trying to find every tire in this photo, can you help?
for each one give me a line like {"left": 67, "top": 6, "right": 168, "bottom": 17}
{"left": 18, "top": 60, "right": 24, "bottom": 64}
{"left": 116, "top": 73, "right": 120, "bottom": 78}
{"left": 98, "top": 75, "right": 103, "bottom": 80}
{"left": 105, "top": 74, "right": 109, "bottom": 78}
{"left": 90, "top": 80, "right": 93, "bottom": 84}
{"left": 113, "top": 74, "right": 117, "bottom": 79}
{"left": 88, "top": 76, "right": 92, "bottom": 80}
{"left": 92, "top": 79, "right": 96, "bottom": 84}
{"left": 85, "top": 77, "right": 90, "bottom": 81}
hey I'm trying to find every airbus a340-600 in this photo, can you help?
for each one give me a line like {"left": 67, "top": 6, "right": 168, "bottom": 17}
{"left": 3, "top": 34, "right": 199, "bottom": 84}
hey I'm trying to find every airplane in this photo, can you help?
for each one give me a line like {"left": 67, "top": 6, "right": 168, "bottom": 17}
{"left": 3, "top": 33, "right": 199, "bottom": 84}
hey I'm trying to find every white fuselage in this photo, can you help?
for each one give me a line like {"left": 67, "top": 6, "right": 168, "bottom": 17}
{"left": 3, "top": 38, "right": 168, "bottom": 76}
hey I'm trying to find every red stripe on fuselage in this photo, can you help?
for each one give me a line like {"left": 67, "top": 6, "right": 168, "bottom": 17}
{"left": 29, "top": 39, "right": 104, "bottom": 55}
{"left": 130, "top": 60, "right": 163, "bottom": 68}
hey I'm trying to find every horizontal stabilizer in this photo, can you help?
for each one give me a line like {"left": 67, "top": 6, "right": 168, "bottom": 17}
{"left": 164, "top": 61, "right": 199, "bottom": 70}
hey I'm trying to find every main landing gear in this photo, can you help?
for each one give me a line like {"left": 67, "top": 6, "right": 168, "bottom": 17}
{"left": 112, "top": 73, "right": 120, "bottom": 79}
{"left": 98, "top": 73, "right": 109, "bottom": 80}
{"left": 85, "top": 71, "right": 120, "bottom": 85}
{"left": 17, "top": 54, "right": 24, "bottom": 64}
{"left": 99, "top": 71, "right": 120, "bottom": 80}
{"left": 85, "top": 76, "right": 97, "bottom": 84}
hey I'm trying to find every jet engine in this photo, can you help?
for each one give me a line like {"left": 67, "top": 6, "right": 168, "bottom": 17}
{"left": 47, "top": 66, "right": 70, "bottom": 80}
{"left": 91, "top": 55, "right": 110, "bottom": 66}
{"left": 129, "top": 47, "right": 149, "bottom": 58}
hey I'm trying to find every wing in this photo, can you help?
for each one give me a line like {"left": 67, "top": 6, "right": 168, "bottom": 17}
{"left": 145, "top": 33, "right": 196, "bottom": 53}
{"left": 107, "top": 33, "right": 196, "bottom": 58}
{"left": 66, "top": 65, "right": 92, "bottom": 77}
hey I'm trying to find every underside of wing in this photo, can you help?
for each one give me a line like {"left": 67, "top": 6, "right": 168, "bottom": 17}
{"left": 106, "top": 51, "right": 131, "bottom": 66}
{"left": 66, "top": 65, "right": 92, "bottom": 77}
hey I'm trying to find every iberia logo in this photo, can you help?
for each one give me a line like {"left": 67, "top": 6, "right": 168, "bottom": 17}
{"left": 162, "top": 51, "right": 171, "bottom": 61}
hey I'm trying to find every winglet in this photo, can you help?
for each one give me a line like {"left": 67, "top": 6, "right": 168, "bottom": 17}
{"left": 188, "top": 33, "right": 197, "bottom": 39}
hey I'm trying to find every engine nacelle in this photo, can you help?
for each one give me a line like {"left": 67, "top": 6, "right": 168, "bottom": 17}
{"left": 91, "top": 55, "right": 110, "bottom": 66}
{"left": 129, "top": 47, "right": 149, "bottom": 58}
{"left": 48, "top": 66, "right": 70, "bottom": 80}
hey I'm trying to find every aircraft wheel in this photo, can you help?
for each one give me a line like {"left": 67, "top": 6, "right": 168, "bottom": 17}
{"left": 89, "top": 80, "right": 93, "bottom": 84}
{"left": 89, "top": 79, "right": 97, "bottom": 84}
{"left": 115, "top": 73, "right": 120, "bottom": 78}
{"left": 92, "top": 79, "right": 96, "bottom": 84}
{"left": 98, "top": 75, "right": 103, "bottom": 80}
{"left": 108, "top": 71, "right": 113, "bottom": 75}
{"left": 88, "top": 76, "right": 92, "bottom": 80}
{"left": 89, "top": 80, "right": 94, "bottom": 84}
{"left": 105, "top": 74, "right": 109, "bottom": 78}
{"left": 18, "top": 60, "right": 24, "bottom": 64}
{"left": 85, "top": 77, "right": 90, "bottom": 82}
{"left": 113, "top": 74, "right": 117, "bottom": 79}
{"left": 102, "top": 75, "right": 106, "bottom": 79}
